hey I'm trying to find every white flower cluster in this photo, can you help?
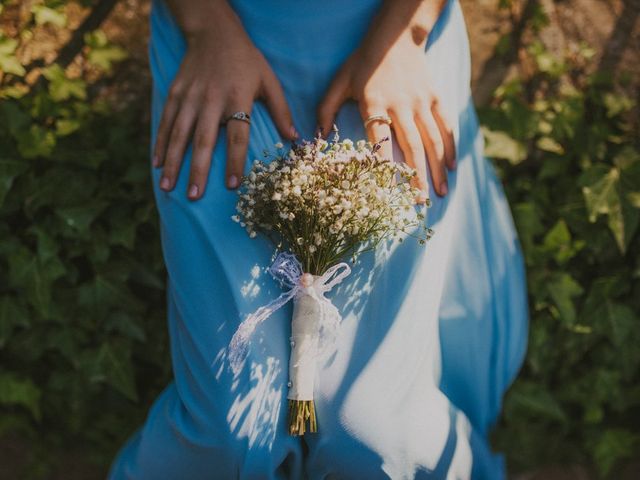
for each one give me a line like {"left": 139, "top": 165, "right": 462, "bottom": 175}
{"left": 231, "top": 130, "right": 431, "bottom": 273}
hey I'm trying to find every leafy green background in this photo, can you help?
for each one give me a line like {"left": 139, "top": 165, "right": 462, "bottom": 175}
{"left": 0, "top": 0, "right": 638, "bottom": 479}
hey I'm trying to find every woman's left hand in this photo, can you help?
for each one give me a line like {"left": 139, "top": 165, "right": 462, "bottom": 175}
{"left": 316, "top": 0, "right": 455, "bottom": 201}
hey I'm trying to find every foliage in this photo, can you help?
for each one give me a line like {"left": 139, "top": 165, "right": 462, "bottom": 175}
{"left": 481, "top": 27, "right": 640, "bottom": 480}
{"left": 0, "top": 1, "right": 170, "bottom": 478}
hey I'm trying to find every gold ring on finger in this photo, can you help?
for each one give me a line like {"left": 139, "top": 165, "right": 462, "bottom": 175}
{"left": 364, "top": 114, "right": 392, "bottom": 129}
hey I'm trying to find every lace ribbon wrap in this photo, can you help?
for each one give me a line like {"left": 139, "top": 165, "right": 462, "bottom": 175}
{"left": 225, "top": 251, "right": 351, "bottom": 395}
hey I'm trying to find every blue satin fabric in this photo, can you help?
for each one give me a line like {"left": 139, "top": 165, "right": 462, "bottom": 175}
{"left": 107, "top": 0, "right": 529, "bottom": 478}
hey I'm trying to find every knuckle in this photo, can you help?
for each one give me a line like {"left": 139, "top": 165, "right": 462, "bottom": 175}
{"left": 193, "top": 132, "right": 213, "bottom": 151}
{"left": 415, "top": 96, "right": 431, "bottom": 112}
{"left": 228, "top": 130, "right": 248, "bottom": 146}
{"left": 434, "top": 140, "right": 446, "bottom": 161}
{"left": 260, "top": 73, "right": 276, "bottom": 94}
{"left": 363, "top": 91, "right": 385, "bottom": 111}
{"left": 424, "top": 118, "right": 440, "bottom": 138}
{"left": 184, "top": 86, "right": 201, "bottom": 102}
{"left": 190, "top": 163, "right": 208, "bottom": 179}
{"left": 163, "top": 153, "right": 181, "bottom": 172}
{"left": 406, "top": 140, "right": 424, "bottom": 157}
{"left": 202, "top": 87, "right": 219, "bottom": 103}
{"left": 153, "top": 137, "right": 165, "bottom": 152}
{"left": 227, "top": 85, "right": 245, "bottom": 103}
{"left": 317, "top": 103, "right": 333, "bottom": 119}
{"left": 170, "top": 123, "right": 186, "bottom": 141}
{"left": 168, "top": 83, "right": 183, "bottom": 101}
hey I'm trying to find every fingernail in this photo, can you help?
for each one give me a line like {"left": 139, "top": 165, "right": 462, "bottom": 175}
{"left": 290, "top": 125, "right": 299, "bottom": 139}
{"left": 227, "top": 174, "right": 238, "bottom": 189}
{"left": 152, "top": 154, "right": 159, "bottom": 167}
{"left": 440, "top": 181, "right": 448, "bottom": 196}
{"left": 160, "top": 176, "right": 170, "bottom": 190}
{"left": 451, "top": 157, "right": 457, "bottom": 169}
{"left": 188, "top": 184, "right": 199, "bottom": 198}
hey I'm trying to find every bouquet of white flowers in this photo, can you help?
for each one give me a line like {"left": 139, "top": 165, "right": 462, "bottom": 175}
{"left": 225, "top": 126, "right": 433, "bottom": 436}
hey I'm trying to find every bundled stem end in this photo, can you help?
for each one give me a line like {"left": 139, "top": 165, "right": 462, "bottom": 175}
{"left": 288, "top": 399, "right": 317, "bottom": 436}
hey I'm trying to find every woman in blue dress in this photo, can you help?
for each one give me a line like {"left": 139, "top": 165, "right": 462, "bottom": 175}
{"left": 107, "top": 0, "right": 529, "bottom": 478}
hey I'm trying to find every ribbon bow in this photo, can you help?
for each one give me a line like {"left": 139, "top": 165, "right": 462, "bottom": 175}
{"left": 224, "top": 251, "right": 351, "bottom": 376}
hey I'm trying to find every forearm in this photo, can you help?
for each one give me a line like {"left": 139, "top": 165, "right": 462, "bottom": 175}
{"left": 164, "top": 0, "right": 244, "bottom": 42}
{"left": 361, "top": 0, "right": 448, "bottom": 53}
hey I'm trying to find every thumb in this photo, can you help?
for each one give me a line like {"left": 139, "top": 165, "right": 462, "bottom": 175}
{"left": 316, "top": 68, "right": 350, "bottom": 139}
{"left": 261, "top": 68, "right": 299, "bottom": 141}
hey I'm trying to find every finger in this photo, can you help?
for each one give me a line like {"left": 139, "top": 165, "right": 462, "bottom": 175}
{"left": 431, "top": 96, "right": 456, "bottom": 170}
{"left": 224, "top": 106, "right": 252, "bottom": 190}
{"left": 360, "top": 101, "right": 393, "bottom": 165}
{"left": 317, "top": 68, "right": 351, "bottom": 139}
{"left": 415, "top": 104, "right": 448, "bottom": 196}
{"left": 261, "top": 68, "right": 299, "bottom": 141}
{"left": 153, "top": 83, "right": 181, "bottom": 168}
{"left": 187, "top": 101, "right": 224, "bottom": 200}
{"left": 160, "top": 102, "right": 198, "bottom": 191}
{"left": 389, "top": 109, "right": 430, "bottom": 204}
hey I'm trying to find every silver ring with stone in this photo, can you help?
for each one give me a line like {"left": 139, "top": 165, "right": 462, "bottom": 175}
{"left": 223, "top": 111, "right": 251, "bottom": 125}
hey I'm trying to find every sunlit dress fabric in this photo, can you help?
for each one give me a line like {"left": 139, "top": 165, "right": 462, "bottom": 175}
{"left": 107, "top": 0, "right": 529, "bottom": 478}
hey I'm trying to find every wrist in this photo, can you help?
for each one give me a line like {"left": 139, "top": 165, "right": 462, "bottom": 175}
{"left": 166, "top": 0, "right": 244, "bottom": 45}
{"left": 364, "top": 0, "right": 445, "bottom": 52}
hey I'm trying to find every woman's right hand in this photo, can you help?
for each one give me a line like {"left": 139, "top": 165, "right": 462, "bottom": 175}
{"left": 154, "top": 0, "right": 298, "bottom": 200}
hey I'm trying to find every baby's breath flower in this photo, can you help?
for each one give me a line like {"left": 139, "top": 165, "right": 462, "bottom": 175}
{"left": 231, "top": 126, "right": 432, "bottom": 273}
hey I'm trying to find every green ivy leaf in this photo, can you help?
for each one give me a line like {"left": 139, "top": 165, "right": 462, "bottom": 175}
{"left": 81, "top": 340, "right": 138, "bottom": 401}
{"left": 0, "top": 158, "right": 28, "bottom": 208}
{"left": 0, "top": 36, "right": 25, "bottom": 76}
{"left": 627, "top": 191, "right": 640, "bottom": 208}
{"left": 582, "top": 166, "right": 618, "bottom": 222}
{"left": 512, "top": 202, "right": 544, "bottom": 254}
{"left": 55, "top": 118, "right": 81, "bottom": 136}
{"left": 105, "top": 311, "right": 146, "bottom": 342}
{"left": 536, "top": 136, "right": 565, "bottom": 154}
{"left": 54, "top": 200, "right": 109, "bottom": 233}
{"left": 1, "top": 99, "right": 30, "bottom": 137}
{"left": 592, "top": 429, "right": 639, "bottom": 476}
{"left": 547, "top": 273, "right": 583, "bottom": 325}
{"left": 26, "top": 225, "right": 59, "bottom": 262}
{"left": 31, "top": 5, "right": 67, "bottom": 27}
{"left": 7, "top": 247, "right": 66, "bottom": 318}
{"left": 42, "top": 64, "right": 87, "bottom": 102}
{"left": 586, "top": 300, "right": 637, "bottom": 349}
{"left": 581, "top": 163, "right": 640, "bottom": 254}
{"left": 0, "top": 296, "right": 30, "bottom": 348}
{"left": 16, "top": 124, "right": 56, "bottom": 159}
{"left": 482, "top": 127, "right": 527, "bottom": 164}
{"left": 0, "top": 372, "right": 42, "bottom": 421}
{"left": 507, "top": 380, "right": 568, "bottom": 425}
{"left": 85, "top": 30, "right": 128, "bottom": 72}
{"left": 613, "top": 145, "right": 640, "bottom": 169}
{"left": 603, "top": 92, "right": 635, "bottom": 118}
{"left": 542, "top": 219, "right": 574, "bottom": 265}
{"left": 77, "top": 272, "right": 142, "bottom": 313}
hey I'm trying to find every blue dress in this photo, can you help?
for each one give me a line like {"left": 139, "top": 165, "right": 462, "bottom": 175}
{"left": 107, "top": 0, "right": 529, "bottom": 478}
